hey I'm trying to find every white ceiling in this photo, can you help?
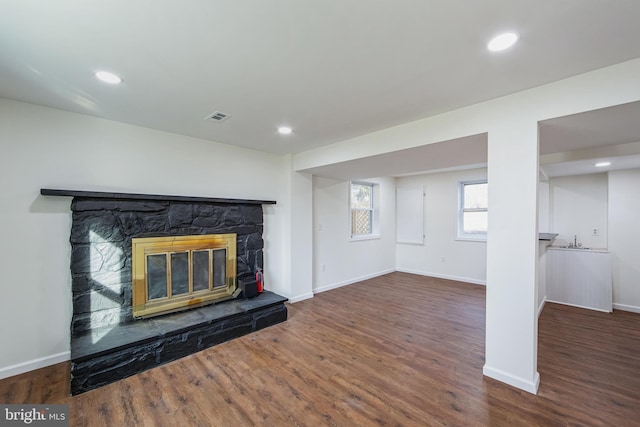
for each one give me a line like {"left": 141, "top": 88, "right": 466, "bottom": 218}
{"left": 302, "top": 133, "right": 488, "bottom": 181}
{"left": 539, "top": 101, "right": 640, "bottom": 178}
{"left": 2, "top": 1, "right": 640, "bottom": 157}
{"left": 539, "top": 101, "right": 640, "bottom": 155}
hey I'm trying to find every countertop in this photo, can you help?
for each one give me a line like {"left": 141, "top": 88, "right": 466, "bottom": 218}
{"left": 539, "top": 233, "right": 559, "bottom": 241}
{"left": 547, "top": 246, "right": 609, "bottom": 253}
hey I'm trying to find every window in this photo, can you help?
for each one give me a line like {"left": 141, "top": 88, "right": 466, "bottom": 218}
{"left": 350, "top": 182, "right": 378, "bottom": 239}
{"left": 458, "top": 180, "right": 488, "bottom": 240}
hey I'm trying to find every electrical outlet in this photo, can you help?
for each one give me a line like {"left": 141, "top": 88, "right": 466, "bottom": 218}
{"left": 322, "top": 264, "right": 326, "bottom": 272}
{"left": 592, "top": 228, "right": 599, "bottom": 236}
{"left": 441, "top": 257, "right": 446, "bottom": 263}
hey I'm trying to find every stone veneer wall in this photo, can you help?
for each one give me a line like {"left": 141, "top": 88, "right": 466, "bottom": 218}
{"left": 70, "top": 198, "right": 264, "bottom": 337}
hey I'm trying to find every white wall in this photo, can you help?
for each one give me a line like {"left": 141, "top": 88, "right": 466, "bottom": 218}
{"left": 395, "top": 168, "right": 487, "bottom": 284}
{"left": 287, "top": 165, "right": 314, "bottom": 302}
{"left": 537, "top": 180, "right": 551, "bottom": 311}
{"left": 0, "top": 98, "right": 290, "bottom": 378}
{"left": 608, "top": 168, "right": 640, "bottom": 312}
{"left": 549, "top": 174, "right": 608, "bottom": 249}
{"left": 538, "top": 180, "right": 550, "bottom": 232}
{"left": 537, "top": 242, "right": 548, "bottom": 313}
{"left": 312, "top": 176, "right": 396, "bottom": 293}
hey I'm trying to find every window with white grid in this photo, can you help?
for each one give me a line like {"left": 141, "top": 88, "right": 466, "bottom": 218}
{"left": 458, "top": 180, "right": 488, "bottom": 240}
{"left": 350, "top": 182, "right": 378, "bottom": 239}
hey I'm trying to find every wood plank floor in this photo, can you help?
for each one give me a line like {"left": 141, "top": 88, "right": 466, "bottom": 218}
{"left": 2, "top": 272, "right": 639, "bottom": 426}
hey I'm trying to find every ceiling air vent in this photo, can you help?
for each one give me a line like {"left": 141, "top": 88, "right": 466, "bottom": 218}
{"left": 204, "top": 111, "right": 231, "bottom": 122}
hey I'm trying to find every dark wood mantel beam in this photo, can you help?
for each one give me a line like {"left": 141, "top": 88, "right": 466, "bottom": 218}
{"left": 40, "top": 188, "right": 276, "bottom": 205}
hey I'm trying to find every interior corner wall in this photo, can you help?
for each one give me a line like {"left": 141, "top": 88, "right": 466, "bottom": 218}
{"left": 608, "top": 168, "right": 640, "bottom": 311}
{"left": 312, "top": 176, "right": 396, "bottom": 293}
{"left": 0, "top": 98, "right": 289, "bottom": 377}
{"left": 395, "top": 168, "right": 487, "bottom": 284}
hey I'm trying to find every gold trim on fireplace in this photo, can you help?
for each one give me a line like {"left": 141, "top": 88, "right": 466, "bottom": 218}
{"left": 132, "top": 234, "right": 237, "bottom": 318}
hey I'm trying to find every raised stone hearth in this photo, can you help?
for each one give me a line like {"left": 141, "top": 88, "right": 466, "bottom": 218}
{"left": 41, "top": 189, "right": 286, "bottom": 395}
{"left": 71, "top": 291, "right": 287, "bottom": 394}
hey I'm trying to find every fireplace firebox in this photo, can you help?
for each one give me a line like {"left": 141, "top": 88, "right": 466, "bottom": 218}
{"left": 132, "top": 234, "right": 238, "bottom": 318}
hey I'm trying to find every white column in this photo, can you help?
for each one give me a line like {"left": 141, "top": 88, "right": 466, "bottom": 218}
{"left": 483, "top": 121, "right": 540, "bottom": 394}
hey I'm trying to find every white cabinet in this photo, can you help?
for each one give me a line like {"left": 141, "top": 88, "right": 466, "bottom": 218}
{"left": 546, "top": 248, "right": 612, "bottom": 312}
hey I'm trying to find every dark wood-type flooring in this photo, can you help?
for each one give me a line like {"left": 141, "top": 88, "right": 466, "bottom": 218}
{"left": 1, "top": 272, "right": 639, "bottom": 426}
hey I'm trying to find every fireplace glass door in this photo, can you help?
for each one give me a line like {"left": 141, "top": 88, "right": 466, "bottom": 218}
{"left": 132, "top": 234, "right": 237, "bottom": 318}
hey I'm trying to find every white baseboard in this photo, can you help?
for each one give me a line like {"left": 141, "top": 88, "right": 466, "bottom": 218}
{"left": 537, "top": 298, "right": 546, "bottom": 318}
{"left": 312, "top": 268, "right": 396, "bottom": 295}
{"left": 546, "top": 299, "right": 611, "bottom": 313}
{"left": 288, "top": 292, "right": 314, "bottom": 304}
{"left": 613, "top": 303, "right": 640, "bottom": 314}
{"left": 395, "top": 268, "right": 486, "bottom": 286}
{"left": 483, "top": 364, "right": 540, "bottom": 395}
{"left": 0, "top": 351, "right": 70, "bottom": 380}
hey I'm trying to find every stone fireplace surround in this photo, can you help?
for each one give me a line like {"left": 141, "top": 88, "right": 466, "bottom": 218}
{"left": 41, "top": 189, "right": 287, "bottom": 395}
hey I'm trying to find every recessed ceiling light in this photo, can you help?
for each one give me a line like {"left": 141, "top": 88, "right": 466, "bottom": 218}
{"left": 95, "top": 71, "right": 123, "bottom": 84}
{"left": 278, "top": 126, "right": 292, "bottom": 135}
{"left": 594, "top": 161, "right": 611, "bottom": 167}
{"left": 487, "top": 32, "right": 519, "bottom": 52}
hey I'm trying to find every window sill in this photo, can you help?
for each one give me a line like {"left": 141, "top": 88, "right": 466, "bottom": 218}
{"left": 455, "top": 236, "right": 487, "bottom": 243}
{"left": 350, "top": 234, "right": 381, "bottom": 242}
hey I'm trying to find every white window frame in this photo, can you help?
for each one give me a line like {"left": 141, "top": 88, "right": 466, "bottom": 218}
{"left": 457, "top": 180, "right": 488, "bottom": 241}
{"left": 349, "top": 181, "right": 380, "bottom": 241}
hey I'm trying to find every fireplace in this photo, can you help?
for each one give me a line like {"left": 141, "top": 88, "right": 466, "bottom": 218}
{"left": 41, "top": 189, "right": 288, "bottom": 395}
{"left": 132, "top": 234, "right": 238, "bottom": 318}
